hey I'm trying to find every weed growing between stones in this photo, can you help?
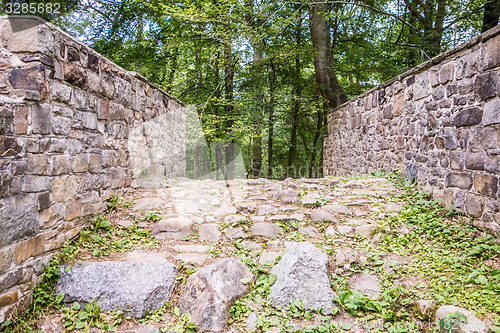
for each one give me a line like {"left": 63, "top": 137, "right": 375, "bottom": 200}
{"left": 0, "top": 212, "right": 158, "bottom": 333}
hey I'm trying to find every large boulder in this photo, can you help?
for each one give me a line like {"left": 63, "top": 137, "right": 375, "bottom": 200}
{"left": 178, "top": 258, "right": 253, "bottom": 332}
{"left": 270, "top": 242, "right": 335, "bottom": 314}
{"left": 56, "top": 259, "right": 177, "bottom": 318}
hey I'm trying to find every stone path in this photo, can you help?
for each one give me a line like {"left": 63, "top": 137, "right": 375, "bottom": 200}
{"left": 39, "top": 176, "right": 494, "bottom": 333}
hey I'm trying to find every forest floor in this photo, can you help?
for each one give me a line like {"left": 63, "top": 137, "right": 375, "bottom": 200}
{"left": 2, "top": 174, "right": 500, "bottom": 333}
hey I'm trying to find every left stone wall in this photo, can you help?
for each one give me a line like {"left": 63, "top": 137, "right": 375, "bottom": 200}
{"left": 0, "top": 15, "right": 186, "bottom": 321}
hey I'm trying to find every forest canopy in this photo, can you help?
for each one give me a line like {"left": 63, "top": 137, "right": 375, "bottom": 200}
{"left": 1, "top": 0, "right": 496, "bottom": 179}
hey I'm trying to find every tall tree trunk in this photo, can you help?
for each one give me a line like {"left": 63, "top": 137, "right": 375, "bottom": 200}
{"left": 482, "top": 0, "right": 500, "bottom": 32}
{"left": 224, "top": 40, "right": 235, "bottom": 180}
{"left": 287, "top": 7, "right": 302, "bottom": 178}
{"left": 246, "top": 0, "right": 263, "bottom": 179}
{"left": 214, "top": 52, "right": 223, "bottom": 180}
{"left": 309, "top": 2, "right": 347, "bottom": 110}
{"left": 251, "top": 46, "right": 263, "bottom": 179}
{"left": 267, "top": 58, "right": 276, "bottom": 179}
{"left": 309, "top": 94, "right": 323, "bottom": 178}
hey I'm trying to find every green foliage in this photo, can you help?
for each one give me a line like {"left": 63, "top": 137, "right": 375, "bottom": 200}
{"left": 106, "top": 195, "right": 120, "bottom": 211}
{"left": 335, "top": 289, "right": 388, "bottom": 316}
{"left": 143, "top": 211, "right": 162, "bottom": 223}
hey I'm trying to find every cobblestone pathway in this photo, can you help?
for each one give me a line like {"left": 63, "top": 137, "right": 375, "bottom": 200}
{"left": 36, "top": 176, "right": 497, "bottom": 333}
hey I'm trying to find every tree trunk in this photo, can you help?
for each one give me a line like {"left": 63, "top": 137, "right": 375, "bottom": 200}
{"left": 309, "top": 94, "right": 323, "bottom": 178}
{"left": 267, "top": 58, "right": 276, "bottom": 179}
{"left": 224, "top": 40, "right": 235, "bottom": 180}
{"left": 309, "top": 2, "right": 347, "bottom": 110}
{"left": 482, "top": 0, "right": 500, "bottom": 32}
{"left": 286, "top": 7, "right": 302, "bottom": 178}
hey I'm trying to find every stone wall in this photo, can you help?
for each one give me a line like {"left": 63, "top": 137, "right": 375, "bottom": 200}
{"left": 324, "top": 26, "right": 500, "bottom": 236}
{"left": 0, "top": 15, "right": 186, "bottom": 321}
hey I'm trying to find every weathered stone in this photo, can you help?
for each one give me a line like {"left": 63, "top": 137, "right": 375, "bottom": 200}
{"left": 0, "top": 196, "right": 38, "bottom": 248}
{"left": 483, "top": 99, "right": 500, "bottom": 125}
{"left": 349, "top": 274, "right": 381, "bottom": 299}
{"left": 337, "top": 225, "right": 354, "bottom": 235}
{"left": 225, "top": 227, "right": 246, "bottom": 239}
{"left": 0, "top": 268, "right": 22, "bottom": 293}
{"left": 298, "top": 226, "right": 320, "bottom": 237}
{"left": 178, "top": 258, "right": 252, "bottom": 332}
{"left": 251, "top": 223, "right": 282, "bottom": 238}
{"left": 445, "top": 172, "right": 472, "bottom": 190}
{"left": 454, "top": 107, "right": 483, "bottom": 127}
{"left": 198, "top": 224, "right": 222, "bottom": 241}
{"left": 310, "top": 210, "right": 335, "bottom": 222}
{"left": 235, "top": 201, "right": 257, "bottom": 214}
{"left": 241, "top": 241, "right": 263, "bottom": 250}
{"left": 174, "top": 253, "right": 207, "bottom": 267}
{"left": 0, "top": 248, "right": 12, "bottom": 274}
{"left": 56, "top": 260, "right": 177, "bottom": 318}
{"left": 465, "top": 194, "right": 484, "bottom": 218}
{"left": 8, "top": 65, "right": 45, "bottom": 92}
{"left": 152, "top": 217, "right": 193, "bottom": 234}
{"left": 224, "top": 215, "right": 245, "bottom": 224}
{"left": 213, "top": 206, "right": 237, "bottom": 216}
{"left": 259, "top": 251, "right": 282, "bottom": 264}
{"left": 0, "top": 290, "right": 18, "bottom": 308}
{"left": 132, "top": 198, "right": 164, "bottom": 211}
{"left": 474, "top": 174, "right": 498, "bottom": 198}
{"left": 434, "top": 305, "right": 488, "bottom": 333}
{"left": 64, "top": 63, "right": 87, "bottom": 88}
{"left": 474, "top": 72, "right": 497, "bottom": 101}
{"left": 354, "top": 225, "right": 376, "bottom": 237}
{"left": 270, "top": 242, "right": 335, "bottom": 314}
{"left": 323, "top": 204, "right": 352, "bottom": 216}
{"left": 136, "top": 325, "right": 161, "bottom": 333}
{"left": 258, "top": 205, "right": 279, "bottom": 215}
{"left": 465, "top": 154, "right": 485, "bottom": 171}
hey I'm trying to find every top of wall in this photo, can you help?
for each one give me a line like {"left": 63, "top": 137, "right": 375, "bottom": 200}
{"left": 0, "top": 15, "right": 185, "bottom": 107}
{"left": 330, "top": 24, "right": 500, "bottom": 114}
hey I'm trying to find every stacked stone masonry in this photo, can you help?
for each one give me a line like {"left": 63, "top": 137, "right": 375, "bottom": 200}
{"left": 324, "top": 25, "right": 500, "bottom": 237}
{"left": 0, "top": 15, "right": 186, "bottom": 320}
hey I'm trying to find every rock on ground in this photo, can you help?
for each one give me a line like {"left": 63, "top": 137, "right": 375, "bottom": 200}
{"left": 270, "top": 242, "right": 335, "bottom": 314}
{"left": 349, "top": 274, "right": 381, "bottom": 299}
{"left": 435, "top": 305, "right": 488, "bottom": 333}
{"left": 56, "top": 260, "right": 177, "bottom": 318}
{"left": 178, "top": 258, "right": 253, "bottom": 332}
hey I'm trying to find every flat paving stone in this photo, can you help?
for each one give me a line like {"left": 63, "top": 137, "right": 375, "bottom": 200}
{"left": 259, "top": 251, "right": 283, "bottom": 264}
{"left": 225, "top": 227, "right": 246, "bottom": 239}
{"left": 258, "top": 205, "right": 279, "bottom": 215}
{"left": 323, "top": 204, "right": 353, "bottom": 216}
{"left": 349, "top": 274, "right": 381, "bottom": 299}
{"left": 355, "top": 224, "right": 376, "bottom": 237}
{"left": 241, "top": 241, "right": 263, "bottom": 250}
{"left": 251, "top": 223, "right": 282, "bottom": 238}
{"left": 198, "top": 224, "right": 222, "bottom": 241}
{"left": 298, "top": 226, "right": 320, "bottom": 237}
{"left": 213, "top": 206, "right": 237, "bottom": 216}
{"left": 132, "top": 198, "right": 164, "bottom": 211}
{"left": 174, "top": 253, "right": 207, "bottom": 266}
{"left": 310, "top": 210, "right": 335, "bottom": 222}
{"left": 224, "top": 215, "right": 246, "bottom": 224}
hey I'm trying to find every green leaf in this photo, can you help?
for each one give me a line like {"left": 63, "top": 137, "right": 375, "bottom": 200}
{"left": 269, "top": 274, "right": 277, "bottom": 286}
{"left": 331, "top": 307, "right": 339, "bottom": 316}
{"left": 490, "top": 326, "right": 500, "bottom": 333}
{"left": 240, "top": 278, "right": 252, "bottom": 285}
{"left": 85, "top": 303, "right": 92, "bottom": 312}
{"left": 55, "top": 293, "right": 65, "bottom": 303}
{"left": 72, "top": 302, "right": 81, "bottom": 311}
{"left": 174, "top": 306, "right": 180, "bottom": 317}
{"left": 75, "top": 321, "right": 85, "bottom": 329}
{"left": 79, "top": 311, "right": 88, "bottom": 320}
{"left": 477, "top": 275, "right": 488, "bottom": 285}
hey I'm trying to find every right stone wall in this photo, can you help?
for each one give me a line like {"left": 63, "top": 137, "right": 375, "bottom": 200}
{"left": 324, "top": 26, "right": 500, "bottom": 236}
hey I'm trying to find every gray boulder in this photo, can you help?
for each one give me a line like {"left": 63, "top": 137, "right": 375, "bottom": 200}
{"left": 56, "top": 259, "right": 177, "bottom": 318}
{"left": 178, "top": 258, "right": 253, "bottom": 332}
{"left": 270, "top": 242, "right": 335, "bottom": 314}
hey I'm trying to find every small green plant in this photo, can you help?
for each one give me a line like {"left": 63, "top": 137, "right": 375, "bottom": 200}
{"left": 106, "top": 195, "right": 120, "bottom": 211}
{"left": 439, "top": 311, "right": 468, "bottom": 333}
{"left": 166, "top": 307, "right": 198, "bottom": 333}
{"left": 335, "top": 289, "right": 388, "bottom": 316}
{"left": 144, "top": 211, "right": 162, "bottom": 223}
